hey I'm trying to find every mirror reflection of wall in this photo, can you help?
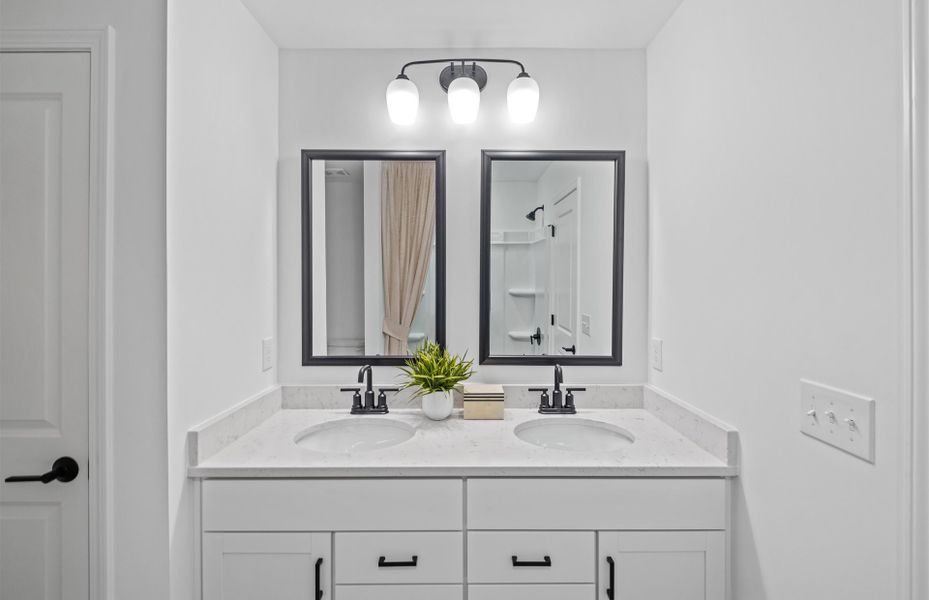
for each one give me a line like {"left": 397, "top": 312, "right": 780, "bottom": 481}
{"left": 305, "top": 156, "right": 442, "bottom": 361}
{"left": 483, "top": 154, "right": 623, "bottom": 363}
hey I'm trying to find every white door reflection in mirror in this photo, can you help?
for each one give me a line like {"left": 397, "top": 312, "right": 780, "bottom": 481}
{"left": 550, "top": 182, "right": 580, "bottom": 356}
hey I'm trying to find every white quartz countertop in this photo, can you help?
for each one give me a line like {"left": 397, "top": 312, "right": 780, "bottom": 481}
{"left": 188, "top": 407, "right": 737, "bottom": 478}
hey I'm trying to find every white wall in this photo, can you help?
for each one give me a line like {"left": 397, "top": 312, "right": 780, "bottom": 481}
{"left": 362, "top": 162, "right": 385, "bottom": 354}
{"left": 2, "top": 2, "right": 169, "bottom": 598}
{"left": 278, "top": 49, "right": 648, "bottom": 384}
{"left": 647, "top": 1, "right": 906, "bottom": 598}
{"left": 166, "top": 0, "right": 278, "bottom": 598}
{"left": 324, "top": 179, "right": 365, "bottom": 349}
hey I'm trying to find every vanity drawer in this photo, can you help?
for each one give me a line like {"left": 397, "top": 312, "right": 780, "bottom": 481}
{"left": 335, "top": 532, "right": 463, "bottom": 584}
{"left": 468, "top": 478, "right": 726, "bottom": 530}
{"left": 337, "top": 585, "right": 462, "bottom": 600}
{"left": 467, "top": 531, "right": 595, "bottom": 584}
{"left": 202, "top": 479, "right": 462, "bottom": 531}
{"left": 469, "top": 584, "right": 595, "bottom": 600}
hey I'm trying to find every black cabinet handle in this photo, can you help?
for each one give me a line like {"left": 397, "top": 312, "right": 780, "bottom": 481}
{"left": 606, "top": 556, "right": 615, "bottom": 600}
{"left": 378, "top": 555, "right": 418, "bottom": 568}
{"left": 511, "top": 555, "right": 552, "bottom": 567}
{"left": 314, "top": 557, "right": 323, "bottom": 600}
{"left": 561, "top": 345, "right": 576, "bottom": 355}
{"left": 4, "top": 457, "right": 79, "bottom": 484}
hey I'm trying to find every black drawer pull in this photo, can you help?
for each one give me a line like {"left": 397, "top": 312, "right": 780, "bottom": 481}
{"left": 314, "top": 557, "right": 324, "bottom": 600}
{"left": 378, "top": 555, "right": 418, "bottom": 568}
{"left": 511, "top": 555, "right": 552, "bottom": 567}
{"left": 606, "top": 556, "right": 615, "bottom": 600}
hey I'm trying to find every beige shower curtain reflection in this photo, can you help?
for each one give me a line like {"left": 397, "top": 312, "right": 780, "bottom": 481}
{"left": 381, "top": 161, "right": 436, "bottom": 354}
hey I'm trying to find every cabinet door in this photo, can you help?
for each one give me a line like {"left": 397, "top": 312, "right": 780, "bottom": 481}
{"left": 598, "top": 531, "right": 725, "bottom": 600}
{"left": 203, "top": 532, "right": 331, "bottom": 600}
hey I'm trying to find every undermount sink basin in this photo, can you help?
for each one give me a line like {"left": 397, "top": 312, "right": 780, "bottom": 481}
{"left": 514, "top": 418, "right": 635, "bottom": 452}
{"left": 294, "top": 419, "right": 415, "bottom": 453}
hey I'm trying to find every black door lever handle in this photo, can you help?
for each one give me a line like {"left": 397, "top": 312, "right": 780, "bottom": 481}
{"left": 5, "top": 456, "right": 80, "bottom": 484}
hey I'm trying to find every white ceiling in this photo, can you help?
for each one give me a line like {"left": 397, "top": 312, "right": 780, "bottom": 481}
{"left": 239, "top": 0, "right": 684, "bottom": 49}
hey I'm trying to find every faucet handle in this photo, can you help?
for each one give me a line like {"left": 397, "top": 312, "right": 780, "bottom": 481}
{"left": 529, "top": 387, "right": 551, "bottom": 409}
{"left": 341, "top": 387, "right": 362, "bottom": 411}
{"left": 376, "top": 387, "right": 400, "bottom": 409}
{"left": 564, "top": 387, "right": 586, "bottom": 410}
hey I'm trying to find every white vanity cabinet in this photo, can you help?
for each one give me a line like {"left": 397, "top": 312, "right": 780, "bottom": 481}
{"left": 199, "top": 478, "right": 729, "bottom": 600}
{"left": 200, "top": 479, "right": 464, "bottom": 600}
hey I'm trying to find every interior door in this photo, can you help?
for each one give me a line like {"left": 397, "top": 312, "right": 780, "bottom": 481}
{"left": 203, "top": 532, "right": 332, "bottom": 600}
{"left": 548, "top": 182, "right": 580, "bottom": 355}
{"left": 0, "top": 51, "right": 92, "bottom": 600}
{"left": 598, "top": 531, "right": 726, "bottom": 600}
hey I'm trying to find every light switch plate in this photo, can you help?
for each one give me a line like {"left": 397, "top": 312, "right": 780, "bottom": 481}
{"left": 650, "top": 338, "right": 663, "bottom": 372}
{"left": 261, "top": 337, "right": 274, "bottom": 372}
{"left": 800, "top": 379, "right": 874, "bottom": 462}
{"left": 581, "top": 314, "right": 591, "bottom": 336}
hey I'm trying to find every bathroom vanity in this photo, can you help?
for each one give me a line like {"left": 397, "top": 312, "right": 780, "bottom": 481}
{"left": 188, "top": 385, "right": 738, "bottom": 600}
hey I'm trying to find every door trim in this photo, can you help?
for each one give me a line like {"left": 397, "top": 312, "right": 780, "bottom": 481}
{"left": 1, "top": 28, "right": 115, "bottom": 600}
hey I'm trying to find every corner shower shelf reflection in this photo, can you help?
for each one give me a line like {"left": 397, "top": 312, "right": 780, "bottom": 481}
{"left": 490, "top": 230, "right": 548, "bottom": 245}
{"left": 507, "top": 288, "right": 546, "bottom": 297}
{"left": 507, "top": 330, "right": 535, "bottom": 341}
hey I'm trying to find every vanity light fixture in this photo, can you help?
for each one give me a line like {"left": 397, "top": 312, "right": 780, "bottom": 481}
{"left": 386, "top": 58, "right": 539, "bottom": 125}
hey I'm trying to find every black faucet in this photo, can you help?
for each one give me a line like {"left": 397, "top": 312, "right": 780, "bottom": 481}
{"left": 529, "top": 364, "right": 585, "bottom": 414}
{"left": 359, "top": 365, "right": 375, "bottom": 409}
{"left": 553, "top": 364, "right": 564, "bottom": 407}
{"left": 341, "top": 365, "right": 395, "bottom": 414}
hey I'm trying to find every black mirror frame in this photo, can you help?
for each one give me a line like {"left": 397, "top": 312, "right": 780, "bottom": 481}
{"left": 301, "top": 149, "right": 446, "bottom": 365}
{"left": 479, "top": 150, "right": 625, "bottom": 366}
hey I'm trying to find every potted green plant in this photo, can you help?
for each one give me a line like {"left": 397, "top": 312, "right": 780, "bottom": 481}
{"left": 399, "top": 340, "right": 474, "bottom": 420}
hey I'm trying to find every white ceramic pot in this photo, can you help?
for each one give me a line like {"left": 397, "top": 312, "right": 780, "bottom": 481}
{"left": 421, "top": 390, "right": 453, "bottom": 421}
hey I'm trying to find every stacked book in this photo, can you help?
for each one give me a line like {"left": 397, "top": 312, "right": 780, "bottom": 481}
{"left": 461, "top": 383, "right": 505, "bottom": 420}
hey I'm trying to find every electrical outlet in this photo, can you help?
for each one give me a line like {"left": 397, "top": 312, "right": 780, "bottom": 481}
{"left": 261, "top": 337, "right": 274, "bottom": 372}
{"left": 650, "top": 338, "right": 663, "bottom": 371}
{"left": 800, "top": 380, "right": 874, "bottom": 462}
{"left": 581, "top": 314, "right": 591, "bottom": 336}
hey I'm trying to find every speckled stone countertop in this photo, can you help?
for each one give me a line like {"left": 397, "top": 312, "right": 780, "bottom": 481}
{"left": 188, "top": 388, "right": 739, "bottom": 478}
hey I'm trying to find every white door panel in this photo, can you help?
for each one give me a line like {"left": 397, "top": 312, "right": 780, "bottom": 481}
{"left": 549, "top": 182, "right": 580, "bottom": 355}
{"left": 1, "top": 51, "right": 91, "bottom": 600}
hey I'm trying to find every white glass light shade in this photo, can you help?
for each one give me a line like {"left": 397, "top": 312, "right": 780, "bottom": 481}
{"left": 507, "top": 74, "right": 540, "bottom": 124}
{"left": 447, "top": 76, "right": 480, "bottom": 124}
{"left": 386, "top": 77, "right": 419, "bottom": 125}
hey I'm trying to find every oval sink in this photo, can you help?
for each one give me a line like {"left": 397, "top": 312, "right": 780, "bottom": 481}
{"left": 514, "top": 418, "right": 635, "bottom": 452}
{"left": 294, "top": 419, "right": 415, "bottom": 454}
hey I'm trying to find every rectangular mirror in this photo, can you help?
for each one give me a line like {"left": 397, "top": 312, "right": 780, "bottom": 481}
{"left": 302, "top": 150, "right": 445, "bottom": 365}
{"left": 479, "top": 150, "right": 625, "bottom": 365}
